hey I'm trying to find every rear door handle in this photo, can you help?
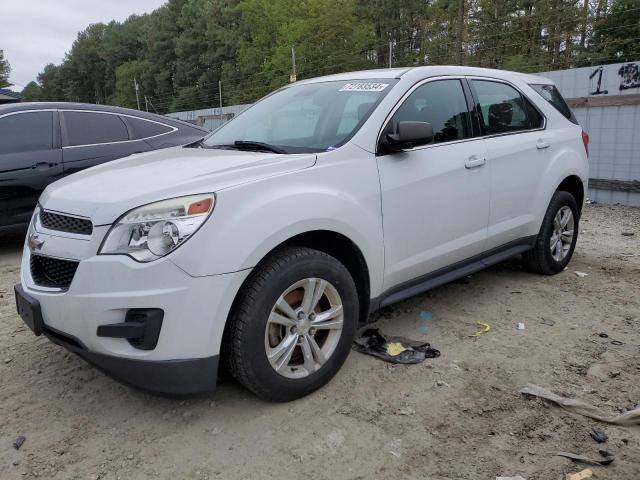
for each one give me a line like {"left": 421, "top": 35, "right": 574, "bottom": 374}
{"left": 32, "top": 162, "right": 57, "bottom": 170}
{"left": 536, "top": 139, "right": 551, "bottom": 150}
{"left": 465, "top": 155, "right": 486, "bottom": 169}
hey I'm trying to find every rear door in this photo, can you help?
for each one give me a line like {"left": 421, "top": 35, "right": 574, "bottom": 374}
{"left": 376, "top": 78, "right": 491, "bottom": 290}
{"left": 0, "top": 110, "right": 63, "bottom": 226}
{"left": 468, "top": 78, "right": 548, "bottom": 248}
{"left": 60, "top": 110, "right": 151, "bottom": 176}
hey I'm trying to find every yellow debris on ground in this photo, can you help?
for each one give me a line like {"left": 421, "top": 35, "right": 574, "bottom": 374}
{"left": 565, "top": 468, "right": 593, "bottom": 480}
{"left": 386, "top": 342, "right": 407, "bottom": 356}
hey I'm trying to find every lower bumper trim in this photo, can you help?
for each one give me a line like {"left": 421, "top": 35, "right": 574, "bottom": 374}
{"left": 43, "top": 327, "right": 218, "bottom": 396}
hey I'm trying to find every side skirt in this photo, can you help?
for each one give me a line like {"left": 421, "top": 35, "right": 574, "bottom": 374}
{"left": 371, "top": 236, "right": 536, "bottom": 311}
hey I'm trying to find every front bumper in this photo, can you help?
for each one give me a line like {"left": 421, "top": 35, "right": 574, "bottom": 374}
{"left": 18, "top": 223, "right": 250, "bottom": 395}
{"left": 40, "top": 310, "right": 220, "bottom": 396}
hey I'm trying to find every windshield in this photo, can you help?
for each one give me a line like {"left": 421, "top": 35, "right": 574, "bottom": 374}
{"left": 203, "top": 79, "right": 397, "bottom": 153}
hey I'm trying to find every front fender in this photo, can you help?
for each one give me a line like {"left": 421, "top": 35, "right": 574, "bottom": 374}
{"left": 169, "top": 152, "right": 385, "bottom": 297}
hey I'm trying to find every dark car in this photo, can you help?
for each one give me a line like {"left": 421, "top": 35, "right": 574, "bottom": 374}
{"left": 0, "top": 102, "right": 208, "bottom": 228}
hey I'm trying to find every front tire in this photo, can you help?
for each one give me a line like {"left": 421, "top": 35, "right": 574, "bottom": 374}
{"left": 523, "top": 190, "right": 579, "bottom": 275}
{"left": 223, "top": 247, "right": 359, "bottom": 402}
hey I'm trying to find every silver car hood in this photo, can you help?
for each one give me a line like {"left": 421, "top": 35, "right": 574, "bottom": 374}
{"left": 40, "top": 146, "right": 316, "bottom": 225}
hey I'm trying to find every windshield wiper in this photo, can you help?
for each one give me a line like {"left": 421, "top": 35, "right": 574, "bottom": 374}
{"left": 233, "top": 140, "right": 287, "bottom": 154}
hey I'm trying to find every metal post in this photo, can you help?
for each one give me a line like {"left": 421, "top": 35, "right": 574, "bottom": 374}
{"left": 134, "top": 77, "right": 141, "bottom": 110}
{"left": 144, "top": 95, "right": 149, "bottom": 112}
{"left": 218, "top": 80, "right": 223, "bottom": 113}
{"left": 290, "top": 47, "right": 297, "bottom": 82}
{"left": 389, "top": 41, "right": 392, "bottom": 68}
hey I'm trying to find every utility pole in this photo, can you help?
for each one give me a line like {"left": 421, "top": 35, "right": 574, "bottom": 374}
{"left": 389, "top": 41, "right": 393, "bottom": 68}
{"left": 290, "top": 47, "right": 297, "bottom": 83}
{"left": 218, "top": 80, "right": 223, "bottom": 113}
{"left": 134, "top": 76, "right": 141, "bottom": 110}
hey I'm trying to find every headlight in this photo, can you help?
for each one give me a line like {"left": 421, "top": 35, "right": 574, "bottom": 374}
{"left": 30, "top": 205, "right": 40, "bottom": 232}
{"left": 99, "top": 194, "right": 215, "bottom": 262}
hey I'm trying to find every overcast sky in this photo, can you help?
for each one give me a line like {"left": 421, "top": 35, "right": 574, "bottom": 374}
{"left": 1, "top": 0, "right": 167, "bottom": 91}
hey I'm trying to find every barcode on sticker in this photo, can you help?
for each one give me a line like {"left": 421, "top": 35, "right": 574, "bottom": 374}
{"left": 339, "top": 82, "right": 389, "bottom": 92}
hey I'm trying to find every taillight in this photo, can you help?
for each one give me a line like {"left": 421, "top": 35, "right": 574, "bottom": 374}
{"left": 581, "top": 130, "right": 589, "bottom": 157}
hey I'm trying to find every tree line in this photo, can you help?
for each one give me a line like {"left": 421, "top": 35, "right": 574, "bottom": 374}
{"left": 12, "top": 0, "right": 640, "bottom": 112}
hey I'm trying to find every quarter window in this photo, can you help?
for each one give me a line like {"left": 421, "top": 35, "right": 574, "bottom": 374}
{"left": 126, "top": 117, "right": 174, "bottom": 139}
{"left": 472, "top": 80, "right": 543, "bottom": 134}
{"left": 530, "top": 84, "right": 578, "bottom": 124}
{"left": 385, "top": 79, "right": 472, "bottom": 146}
{"left": 64, "top": 112, "right": 130, "bottom": 146}
{"left": 0, "top": 112, "right": 53, "bottom": 154}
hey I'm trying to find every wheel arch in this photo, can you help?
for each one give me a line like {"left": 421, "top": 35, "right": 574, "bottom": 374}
{"left": 556, "top": 174, "right": 585, "bottom": 215}
{"left": 225, "top": 229, "right": 372, "bottom": 337}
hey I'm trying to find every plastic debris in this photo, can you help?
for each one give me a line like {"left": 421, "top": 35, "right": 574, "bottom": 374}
{"left": 610, "top": 340, "right": 624, "bottom": 346}
{"left": 590, "top": 428, "right": 608, "bottom": 443}
{"left": 520, "top": 384, "right": 640, "bottom": 426}
{"left": 540, "top": 318, "right": 555, "bottom": 326}
{"left": 517, "top": 322, "right": 526, "bottom": 330}
{"left": 575, "top": 271, "right": 589, "bottom": 278}
{"left": 13, "top": 436, "right": 25, "bottom": 450}
{"left": 418, "top": 311, "right": 432, "bottom": 333}
{"left": 556, "top": 451, "right": 614, "bottom": 466}
{"left": 353, "top": 329, "right": 440, "bottom": 364}
{"left": 496, "top": 476, "right": 526, "bottom": 480}
{"left": 621, "top": 232, "right": 635, "bottom": 236}
{"left": 565, "top": 469, "right": 593, "bottom": 480}
{"left": 469, "top": 321, "right": 491, "bottom": 337}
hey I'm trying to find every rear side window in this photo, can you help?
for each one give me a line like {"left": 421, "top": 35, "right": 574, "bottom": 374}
{"left": 126, "top": 117, "right": 174, "bottom": 139}
{"left": 386, "top": 79, "right": 472, "bottom": 146}
{"left": 530, "top": 84, "right": 578, "bottom": 124}
{"left": 0, "top": 112, "right": 53, "bottom": 154}
{"left": 472, "top": 80, "right": 543, "bottom": 135}
{"left": 64, "top": 112, "right": 130, "bottom": 147}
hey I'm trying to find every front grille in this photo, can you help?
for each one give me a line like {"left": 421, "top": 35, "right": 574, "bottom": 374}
{"left": 30, "top": 254, "right": 79, "bottom": 289}
{"left": 40, "top": 210, "right": 93, "bottom": 235}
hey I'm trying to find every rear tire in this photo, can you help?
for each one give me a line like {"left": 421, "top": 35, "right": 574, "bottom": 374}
{"left": 523, "top": 190, "right": 579, "bottom": 275}
{"left": 223, "top": 247, "right": 359, "bottom": 402}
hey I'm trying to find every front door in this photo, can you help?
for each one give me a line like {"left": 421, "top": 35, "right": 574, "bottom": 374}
{"left": 376, "top": 78, "right": 491, "bottom": 291}
{"left": 0, "top": 110, "right": 63, "bottom": 227}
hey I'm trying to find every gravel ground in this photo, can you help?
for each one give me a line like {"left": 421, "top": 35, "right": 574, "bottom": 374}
{"left": 0, "top": 203, "right": 639, "bottom": 480}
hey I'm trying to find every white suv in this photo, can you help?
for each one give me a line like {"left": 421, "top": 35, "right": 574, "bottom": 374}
{"left": 15, "top": 66, "right": 589, "bottom": 401}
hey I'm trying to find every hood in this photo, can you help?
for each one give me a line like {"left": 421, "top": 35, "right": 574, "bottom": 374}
{"left": 40, "top": 146, "right": 316, "bottom": 225}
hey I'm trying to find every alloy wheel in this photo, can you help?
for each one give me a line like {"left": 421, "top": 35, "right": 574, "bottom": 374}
{"left": 550, "top": 206, "right": 574, "bottom": 262}
{"left": 264, "top": 278, "right": 344, "bottom": 379}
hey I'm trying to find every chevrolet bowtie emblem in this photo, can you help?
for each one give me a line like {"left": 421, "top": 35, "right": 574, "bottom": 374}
{"left": 28, "top": 233, "right": 44, "bottom": 252}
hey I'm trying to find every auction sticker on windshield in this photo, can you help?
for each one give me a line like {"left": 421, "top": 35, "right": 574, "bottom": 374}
{"left": 339, "top": 82, "right": 389, "bottom": 92}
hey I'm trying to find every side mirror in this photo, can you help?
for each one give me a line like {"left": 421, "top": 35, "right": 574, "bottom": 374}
{"left": 384, "top": 121, "right": 434, "bottom": 152}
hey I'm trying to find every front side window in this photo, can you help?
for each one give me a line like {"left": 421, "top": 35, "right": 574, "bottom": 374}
{"left": 0, "top": 112, "right": 53, "bottom": 154}
{"left": 64, "top": 112, "right": 130, "bottom": 147}
{"left": 472, "top": 80, "right": 543, "bottom": 134}
{"left": 384, "top": 79, "right": 472, "bottom": 147}
{"left": 203, "top": 79, "right": 396, "bottom": 153}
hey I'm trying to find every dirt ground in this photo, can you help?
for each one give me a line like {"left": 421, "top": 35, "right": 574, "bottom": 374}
{"left": 0, "top": 203, "right": 639, "bottom": 480}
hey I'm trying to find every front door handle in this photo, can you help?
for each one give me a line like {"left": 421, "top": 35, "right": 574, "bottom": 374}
{"left": 465, "top": 155, "right": 486, "bottom": 169}
{"left": 536, "top": 139, "right": 551, "bottom": 150}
